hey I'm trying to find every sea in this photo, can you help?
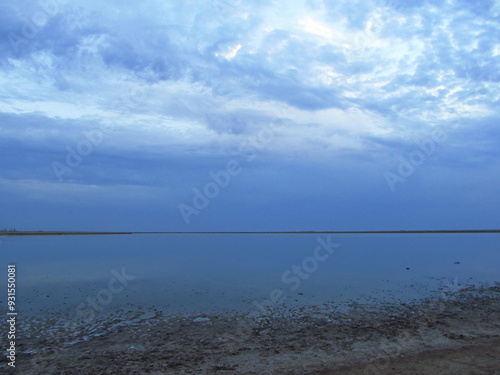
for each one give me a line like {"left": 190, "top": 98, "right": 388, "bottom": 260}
{"left": 1, "top": 233, "right": 498, "bottom": 319}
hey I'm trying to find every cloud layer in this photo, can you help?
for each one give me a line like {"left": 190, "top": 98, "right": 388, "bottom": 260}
{"left": 1, "top": 0, "right": 499, "bottom": 230}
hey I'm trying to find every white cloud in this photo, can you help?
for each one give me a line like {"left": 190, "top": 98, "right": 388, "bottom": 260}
{"left": 0, "top": 0, "right": 498, "bottom": 162}
{"left": 299, "top": 17, "right": 336, "bottom": 39}
{"left": 216, "top": 43, "right": 242, "bottom": 60}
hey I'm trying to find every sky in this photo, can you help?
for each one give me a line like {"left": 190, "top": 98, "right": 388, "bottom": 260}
{"left": 0, "top": 0, "right": 499, "bottom": 231}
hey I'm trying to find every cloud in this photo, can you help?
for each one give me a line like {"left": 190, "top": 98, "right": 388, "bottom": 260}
{"left": 0, "top": 0, "right": 499, "bottom": 230}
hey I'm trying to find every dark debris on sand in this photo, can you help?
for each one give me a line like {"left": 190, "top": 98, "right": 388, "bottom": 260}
{"left": 4, "top": 285, "right": 500, "bottom": 375}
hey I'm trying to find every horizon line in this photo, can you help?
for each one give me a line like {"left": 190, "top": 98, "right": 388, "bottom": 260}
{"left": 1, "top": 229, "right": 500, "bottom": 236}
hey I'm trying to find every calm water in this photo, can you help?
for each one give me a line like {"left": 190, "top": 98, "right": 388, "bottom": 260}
{"left": 1, "top": 234, "right": 499, "bottom": 317}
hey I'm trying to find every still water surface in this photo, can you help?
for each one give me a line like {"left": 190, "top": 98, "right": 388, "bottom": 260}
{"left": 1, "top": 233, "right": 498, "bottom": 316}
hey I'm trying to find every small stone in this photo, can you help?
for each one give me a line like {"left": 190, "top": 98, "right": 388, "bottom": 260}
{"left": 193, "top": 317, "right": 210, "bottom": 323}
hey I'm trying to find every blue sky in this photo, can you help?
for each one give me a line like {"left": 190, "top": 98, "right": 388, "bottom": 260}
{"left": 0, "top": 0, "right": 499, "bottom": 231}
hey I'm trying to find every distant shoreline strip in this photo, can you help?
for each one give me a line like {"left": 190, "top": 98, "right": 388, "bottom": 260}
{"left": 1, "top": 230, "right": 500, "bottom": 236}
{"left": 0, "top": 232, "right": 133, "bottom": 236}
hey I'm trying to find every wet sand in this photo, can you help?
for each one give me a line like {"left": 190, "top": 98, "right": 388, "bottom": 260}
{"left": 330, "top": 339, "right": 500, "bottom": 374}
{"left": 3, "top": 284, "right": 499, "bottom": 374}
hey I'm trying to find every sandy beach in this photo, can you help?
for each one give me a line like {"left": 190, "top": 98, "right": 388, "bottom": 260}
{"left": 3, "top": 284, "right": 499, "bottom": 374}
